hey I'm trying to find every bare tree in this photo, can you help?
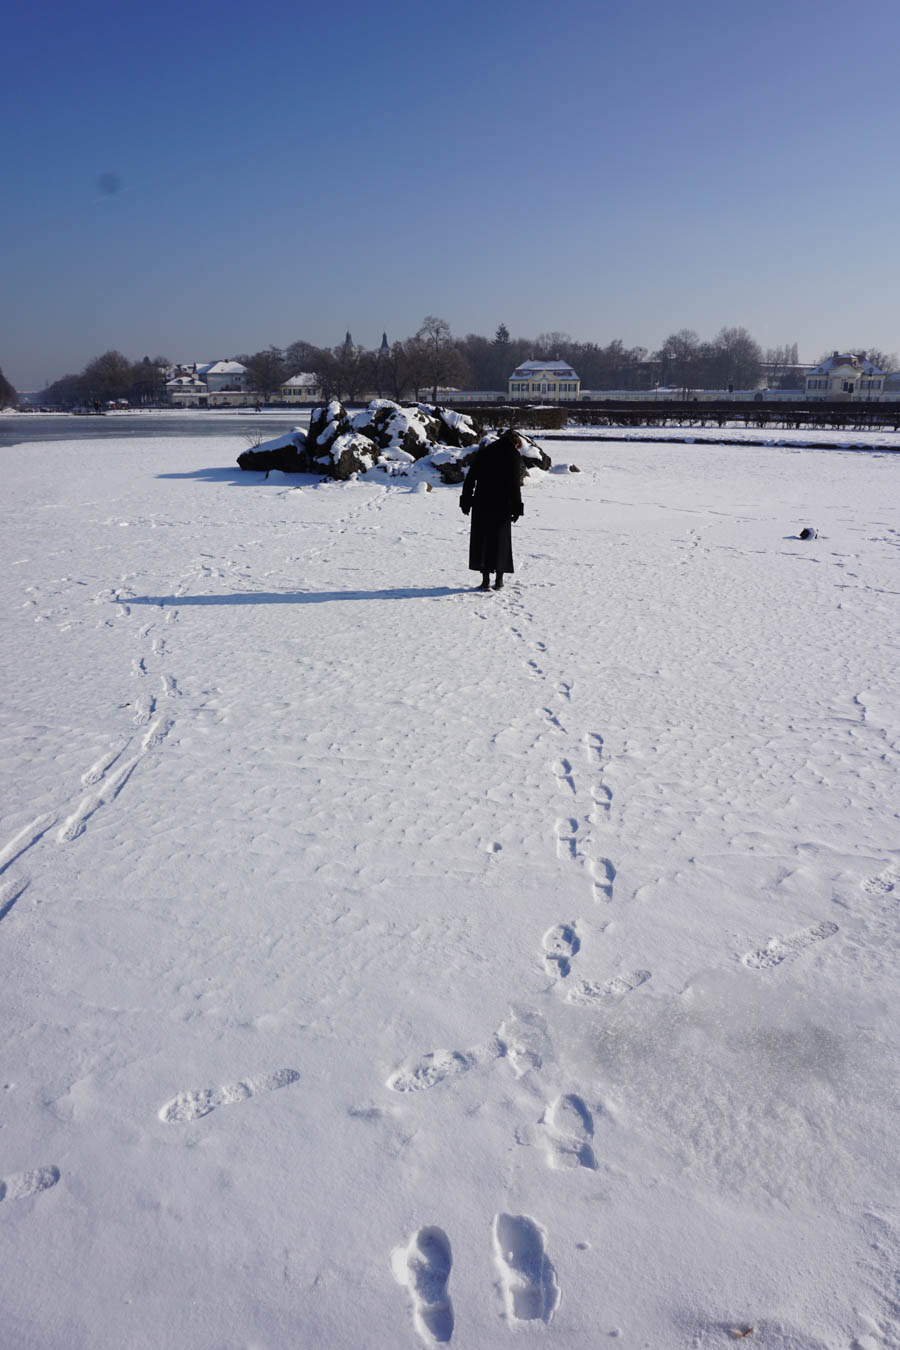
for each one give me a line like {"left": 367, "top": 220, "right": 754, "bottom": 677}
{"left": 655, "top": 330, "right": 702, "bottom": 391}
{"left": 415, "top": 315, "right": 468, "bottom": 402}
{"left": 0, "top": 364, "right": 19, "bottom": 407}
{"left": 862, "top": 348, "right": 897, "bottom": 373}
{"left": 708, "top": 327, "right": 763, "bottom": 391}
{"left": 382, "top": 340, "right": 415, "bottom": 402}
{"left": 330, "top": 332, "right": 372, "bottom": 402}
{"left": 237, "top": 346, "right": 287, "bottom": 401}
{"left": 284, "top": 339, "right": 322, "bottom": 376}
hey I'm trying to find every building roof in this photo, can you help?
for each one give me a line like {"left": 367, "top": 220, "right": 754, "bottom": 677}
{"left": 511, "top": 361, "right": 579, "bottom": 379}
{"left": 283, "top": 372, "right": 320, "bottom": 387}
{"left": 808, "top": 352, "right": 884, "bottom": 376}
{"left": 202, "top": 360, "right": 247, "bottom": 376}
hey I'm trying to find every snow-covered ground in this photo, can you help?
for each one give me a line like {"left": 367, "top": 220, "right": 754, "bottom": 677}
{"left": 1, "top": 433, "right": 897, "bottom": 1350}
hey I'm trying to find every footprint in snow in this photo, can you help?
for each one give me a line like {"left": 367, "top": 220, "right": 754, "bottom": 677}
{"left": 588, "top": 855, "right": 616, "bottom": 900}
{"left": 542, "top": 923, "right": 580, "bottom": 979}
{"left": 861, "top": 862, "right": 900, "bottom": 896}
{"left": 0, "top": 1166, "right": 60, "bottom": 1202}
{"left": 81, "top": 744, "right": 127, "bottom": 786}
{"left": 159, "top": 1068, "right": 300, "bottom": 1122}
{"left": 392, "top": 1226, "right": 454, "bottom": 1344}
{"left": 543, "top": 1093, "right": 597, "bottom": 1171}
{"left": 497, "top": 1008, "right": 552, "bottom": 1078}
{"left": 387, "top": 1049, "right": 479, "bottom": 1094}
{"left": 568, "top": 969, "right": 651, "bottom": 1005}
{"left": 132, "top": 694, "right": 155, "bottom": 726}
{"left": 553, "top": 759, "right": 576, "bottom": 794}
{"left": 742, "top": 920, "right": 838, "bottom": 970}
{"left": 585, "top": 730, "right": 604, "bottom": 763}
{"left": 141, "top": 716, "right": 173, "bottom": 752}
{"left": 492, "top": 1213, "right": 560, "bottom": 1324}
{"left": 58, "top": 757, "right": 140, "bottom": 842}
{"left": 555, "top": 817, "right": 579, "bottom": 861}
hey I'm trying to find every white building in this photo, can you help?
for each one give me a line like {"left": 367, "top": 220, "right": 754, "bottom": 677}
{"left": 165, "top": 373, "right": 207, "bottom": 406}
{"left": 196, "top": 361, "right": 248, "bottom": 393}
{"left": 281, "top": 372, "right": 323, "bottom": 404}
{"left": 508, "top": 360, "right": 580, "bottom": 401}
{"left": 805, "top": 352, "right": 885, "bottom": 399}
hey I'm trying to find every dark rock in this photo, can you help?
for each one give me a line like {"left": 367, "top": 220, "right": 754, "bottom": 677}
{"left": 308, "top": 399, "right": 351, "bottom": 453}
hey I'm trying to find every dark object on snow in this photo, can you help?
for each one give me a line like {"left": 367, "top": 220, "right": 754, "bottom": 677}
{"left": 798, "top": 526, "right": 817, "bottom": 539}
{"left": 569, "top": 463, "right": 581, "bottom": 473}
{"left": 461, "top": 429, "right": 524, "bottom": 576}
{"left": 237, "top": 432, "right": 308, "bottom": 475}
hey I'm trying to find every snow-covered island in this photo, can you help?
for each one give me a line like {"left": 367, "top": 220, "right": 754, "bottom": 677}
{"left": 0, "top": 423, "right": 897, "bottom": 1349}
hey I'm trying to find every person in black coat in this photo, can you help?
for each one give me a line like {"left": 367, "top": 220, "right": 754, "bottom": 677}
{"left": 460, "top": 428, "right": 524, "bottom": 591}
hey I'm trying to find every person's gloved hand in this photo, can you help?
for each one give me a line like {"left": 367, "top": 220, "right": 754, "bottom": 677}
{"left": 460, "top": 501, "right": 471, "bottom": 515}
{"left": 511, "top": 509, "right": 523, "bottom": 522}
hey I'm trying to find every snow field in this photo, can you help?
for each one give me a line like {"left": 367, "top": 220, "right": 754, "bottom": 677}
{"left": 0, "top": 434, "right": 897, "bottom": 1348}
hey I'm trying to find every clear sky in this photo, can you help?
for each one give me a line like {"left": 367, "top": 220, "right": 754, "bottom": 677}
{"left": 4, "top": 0, "right": 900, "bottom": 390}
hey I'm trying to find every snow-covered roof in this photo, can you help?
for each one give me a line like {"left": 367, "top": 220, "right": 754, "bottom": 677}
{"left": 808, "top": 352, "right": 884, "bottom": 376}
{"left": 511, "top": 361, "right": 579, "bottom": 379}
{"left": 202, "top": 361, "right": 247, "bottom": 376}
{"left": 282, "top": 372, "right": 320, "bottom": 387}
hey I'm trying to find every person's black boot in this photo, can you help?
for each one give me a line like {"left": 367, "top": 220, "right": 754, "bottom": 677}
{"left": 478, "top": 573, "right": 491, "bottom": 591}
{"left": 493, "top": 573, "right": 504, "bottom": 590}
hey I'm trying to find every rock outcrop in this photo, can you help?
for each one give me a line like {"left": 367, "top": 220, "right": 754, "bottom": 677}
{"left": 237, "top": 400, "right": 549, "bottom": 486}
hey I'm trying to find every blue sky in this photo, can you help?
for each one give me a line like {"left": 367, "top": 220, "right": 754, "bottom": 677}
{"left": 4, "top": 0, "right": 900, "bottom": 389}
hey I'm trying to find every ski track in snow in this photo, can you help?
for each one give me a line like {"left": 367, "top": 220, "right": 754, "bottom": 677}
{"left": 0, "top": 876, "right": 30, "bottom": 922}
{"left": 0, "top": 563, "right": 188, "bottom": 898}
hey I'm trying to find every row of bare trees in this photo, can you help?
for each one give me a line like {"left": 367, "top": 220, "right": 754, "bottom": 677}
{"left": 33, "top": 320, "right": 898, "bottom": 408}
{"left": 38, "top": 352, "right": 170, "bottom": 408}
{"left": 239, "top": 317, "right": 470, "bottom": 404}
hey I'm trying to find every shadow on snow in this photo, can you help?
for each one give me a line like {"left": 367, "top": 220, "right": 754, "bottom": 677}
{"left": 129, "top": 587, "right": 472, "bottom": 605}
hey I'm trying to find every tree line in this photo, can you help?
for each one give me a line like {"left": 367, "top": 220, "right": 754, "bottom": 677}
{"left": 0, "top": 365, "right": 18, "bottom": 406}
{"left": 32, "top": 320, "right": 898, "bottom": 407}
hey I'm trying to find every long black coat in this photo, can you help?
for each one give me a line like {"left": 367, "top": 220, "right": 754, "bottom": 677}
{"left": 461, "top": 439, "right": 524, "bottom": 573}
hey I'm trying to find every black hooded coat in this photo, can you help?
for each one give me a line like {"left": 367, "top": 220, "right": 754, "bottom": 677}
{"left": 460, "top": 435, "right": 524, "bottom": 574}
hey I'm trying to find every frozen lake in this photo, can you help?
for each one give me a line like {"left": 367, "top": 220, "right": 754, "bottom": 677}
{"left": 0, "top": 409, "right": 312, "bottom": 448}
{"left": 0, "top": 430, "right": 897, "bottom": 1349}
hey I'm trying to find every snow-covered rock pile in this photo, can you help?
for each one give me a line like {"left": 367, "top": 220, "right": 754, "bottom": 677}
{"left": 237, "top": 400, "right": 551, "bottom": 484}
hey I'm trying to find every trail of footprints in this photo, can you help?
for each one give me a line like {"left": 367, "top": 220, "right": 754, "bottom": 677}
{"left": 4, "top": 556, "right": 857, "bottom": 1336}
{"left": 384, "top": 612, "right": 845, "bottom": 1345}
{"left": 394, "top": 1215, "right": 559, "bottom": 1342}
{"left": 536, "top": 631, "right": 624, "bottom": 1004}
